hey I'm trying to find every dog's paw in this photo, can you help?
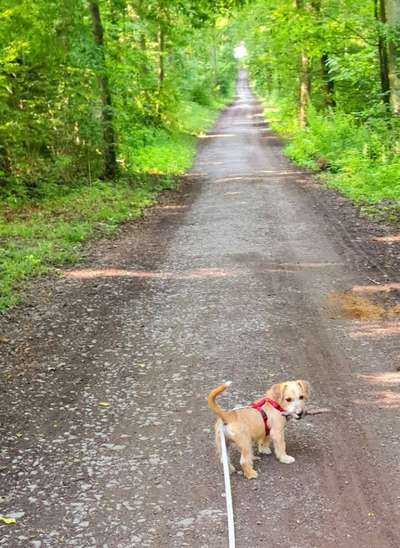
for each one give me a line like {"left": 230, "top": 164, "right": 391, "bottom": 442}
{"left": 258, "top": 446, "right": 272, "bottom": 455}
{"left": 279, "top": 455, "right": 295, "bottom": 464}
{"left": 245, "top": 469, "right": 258, "bottom": 480}
{"left": 229, "top": 464, "right": 236, "bottom": 474}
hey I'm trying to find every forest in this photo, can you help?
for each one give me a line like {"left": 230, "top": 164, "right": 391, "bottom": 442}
{"left": 1, "top": 0, "right": 400, "bottom": 310}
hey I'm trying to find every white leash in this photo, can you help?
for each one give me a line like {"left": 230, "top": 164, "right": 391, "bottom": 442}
{"left": 219, "top": 423, "right": 236, "bottom": 548}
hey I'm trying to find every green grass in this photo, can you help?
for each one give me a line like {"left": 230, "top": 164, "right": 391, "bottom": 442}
{"left": 0, "top": 178, "right": 172, "bottom": 310}
{"left": 0, "top": 99, "right": 228, "bottom": 312}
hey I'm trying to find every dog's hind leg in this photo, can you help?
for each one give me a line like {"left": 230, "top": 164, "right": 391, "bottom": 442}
{"left": 238, "top": 438, "right": 258, "bottom": 479}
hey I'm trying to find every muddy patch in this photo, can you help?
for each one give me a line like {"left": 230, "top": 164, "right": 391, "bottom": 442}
{"left": 327, "top": 289, "right": 400, "bottom": 320}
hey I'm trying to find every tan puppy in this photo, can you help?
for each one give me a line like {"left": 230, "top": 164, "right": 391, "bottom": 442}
{"left": 208, "top": 380, "right": 310, "bottom": 479}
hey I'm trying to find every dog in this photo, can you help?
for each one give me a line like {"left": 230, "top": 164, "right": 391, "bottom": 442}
{"left": 208, "top": 380, "right": 310, "bottom": 479}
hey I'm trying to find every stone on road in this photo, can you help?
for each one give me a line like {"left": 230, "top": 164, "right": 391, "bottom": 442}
{"left": 1, "top": 73, "right": 399, "bottom": 547}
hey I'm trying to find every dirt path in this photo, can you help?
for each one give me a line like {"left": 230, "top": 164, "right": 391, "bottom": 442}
{"left": 1, "top": 72, "right": 400, "bottom": 548}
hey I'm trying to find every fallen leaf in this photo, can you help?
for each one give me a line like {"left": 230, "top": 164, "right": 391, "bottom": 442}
{"left": 98, "top": 401, "right": 111, "bottom": 408}
{"left": 0, "top": 515, "right": 17, "bottom": 525}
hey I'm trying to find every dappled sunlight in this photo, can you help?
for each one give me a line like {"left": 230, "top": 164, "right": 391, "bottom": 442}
{"left": 196, "top": 161, "right": 223, "bottom": 166}
{"left": 154, "top": 204, "right": 187, "bottom": 210}
{"left": 353, "top": 390, "right": 400, "bottom": 409}
{"left": 359, "top": 371, "right": 400, "bottom": 386}
{"left": 279, "top": 261, "right": 343, "bottom": 268}
{"left": 225, "top": 191, "right": 242, "bottom": 195}
{"left": 354, "top": 371, "right": 400, "bottom": 408}
{"left": 247, "top": 113, "right": 264, "bottom": 119}
{"left": 350, "top": 321, "right": 400, "bottom": 338}
{"left": 214, "top": 176, "right": 257, "bottom": 183}
{"left": 258, "top": 170, "right": 305, "bottom": 175}
{"left": 64, "top": 261, "right": 345, "bottom": 282}
{"left": 182, "top": 171, "right": 204, "bottom": 178}
{"left": 352, "top": 282, "right": 400, "bottom": 293}
{"left": 64, "top": 266, "right": 236, "bottom": 281}
{"left": 372, "top": 234, "right": 400, "bottom": 243}
{"left": 199, "top": 133, "right": 237, "bottom": 139}
{"left": 213, "top": 171, "right": 305, "bottom": 183}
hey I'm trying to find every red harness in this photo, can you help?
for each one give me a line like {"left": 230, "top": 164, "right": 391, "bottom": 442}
{"left": 250, "top": 397, "right": 286, "bottom": 436}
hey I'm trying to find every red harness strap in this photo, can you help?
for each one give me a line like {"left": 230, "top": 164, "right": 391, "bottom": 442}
{"left": 250, "top": 398, "right": 286, "bottom": 436}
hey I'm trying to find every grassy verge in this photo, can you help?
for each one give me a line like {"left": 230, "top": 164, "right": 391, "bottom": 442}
{"left": 261, "top": 96, "right": 400, "bottom": 220}
{"left": 0, "top": 99, "right": 226, "bottom": 312}
{"left": 121, "top": 100, "right": 228, "bottom": 174}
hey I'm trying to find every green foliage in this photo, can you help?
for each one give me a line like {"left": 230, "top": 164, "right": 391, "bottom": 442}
{"left": 236, "top": 0, "right": 400, "bottom": 210}
{"left": 0, "top": 0, "right": 237, "bottom": 310}
{"left": 0, "top": 0, "right": 236, "bottom": 196}
{"left": 284, "top": 107, "right": 400, "bottom": 203}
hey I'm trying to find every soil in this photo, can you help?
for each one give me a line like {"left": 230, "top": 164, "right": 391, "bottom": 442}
{"left": 0, "top": 72, "right": 399, "bottom": 548}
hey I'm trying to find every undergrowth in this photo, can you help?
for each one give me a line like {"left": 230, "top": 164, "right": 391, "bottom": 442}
{"left": 0, "top": 99, "right": 227, "bottom": 312}
{"left": 262, "top": 97, "right": 400, "bottom": 214}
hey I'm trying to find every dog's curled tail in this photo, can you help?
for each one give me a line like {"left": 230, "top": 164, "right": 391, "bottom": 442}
{"left": 207, "top": 381, "right": 233, "bottom": 424}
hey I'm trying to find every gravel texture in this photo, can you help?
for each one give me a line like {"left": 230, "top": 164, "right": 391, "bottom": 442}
{"left": 0, "top": 72, "right": 399, "bottom": 548}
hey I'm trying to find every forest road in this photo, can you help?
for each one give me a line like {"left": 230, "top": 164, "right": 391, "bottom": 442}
{"left": 1, "top": 72, "right": 400, "bottom": 548}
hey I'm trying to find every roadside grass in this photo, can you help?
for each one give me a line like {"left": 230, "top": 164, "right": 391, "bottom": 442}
{"left": 261, "top": 96, "right": 400, "bottom": 219}
{"left": 122, "top": 100, "right": 226, "bottom": 174}
{"left": 0, "top": 99, "right": 226, "bottom": 312}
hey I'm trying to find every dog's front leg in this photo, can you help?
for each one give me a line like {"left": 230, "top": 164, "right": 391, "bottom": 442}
{"left": 271, "top": 428, "right": 295, "bottom": 464}
{"left": 257, "top": 436, "right": 272, "bottom": 455}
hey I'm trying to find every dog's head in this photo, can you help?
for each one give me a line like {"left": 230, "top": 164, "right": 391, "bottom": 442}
{"left": 266, "top": 380, "right": 310, "bottom": 420}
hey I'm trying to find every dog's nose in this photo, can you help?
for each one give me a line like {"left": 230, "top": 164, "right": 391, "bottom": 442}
{"left": 297, "top": 411, "right": 303, "bottom": 418}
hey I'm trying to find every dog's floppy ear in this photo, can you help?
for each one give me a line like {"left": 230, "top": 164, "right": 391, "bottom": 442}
{"left": 268, "top": 383, "right": 286, "bottom": 403}
{"left": 297, "top": 380, "right": 310, "bottom": 399}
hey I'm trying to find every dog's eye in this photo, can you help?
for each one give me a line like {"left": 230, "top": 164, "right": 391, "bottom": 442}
{"left": 299, "top": 395, "right": 304, "bottom": 400}
{"left": 285, "top": 397, "right": 292, "bottom": 402}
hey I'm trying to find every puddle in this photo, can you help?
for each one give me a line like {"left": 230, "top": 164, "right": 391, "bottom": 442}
{"left": 327, "top": 290, "right": 400, "bottom": 320}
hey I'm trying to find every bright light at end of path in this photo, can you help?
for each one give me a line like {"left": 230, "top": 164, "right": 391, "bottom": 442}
{"left": 234, "top": 42, "right": 247, "bottom": 60}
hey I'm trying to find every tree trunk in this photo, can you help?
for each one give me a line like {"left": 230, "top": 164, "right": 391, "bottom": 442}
{"left": 0, "top": 142, "right": 11, "bottom": 181}
{"left": 311, "top": 1, "right": 335, "bottom": 108}
{"left": 299, "top": 51, "right": 311, "bottom": 127}
{"left": 375, "top": 0, "right": 391, "bottom": 107}
{"left": 321, "top": 53, "right": 336, "bottom": 108}
{"left": 159, "top": 26, "right": 165, "bottom": 89}
{"left": 88, "top": 0, "right": 117, "bottom": 179}
{"left": 296, "top": 0, "right": 312, "bottom": 127}
{"left": 385, "top": 0, "right": 400, "bottom": 113}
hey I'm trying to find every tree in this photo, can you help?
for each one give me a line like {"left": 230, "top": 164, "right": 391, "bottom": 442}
{"left": 88, "top": 0, "right": 117, "bottom": 179}
{"left": 385, "top": 0, "right": 400, "bottom": 113}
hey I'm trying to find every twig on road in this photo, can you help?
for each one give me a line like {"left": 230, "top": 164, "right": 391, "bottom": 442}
{"left": 306, "top": 407, "right": 331, "bottom": 416}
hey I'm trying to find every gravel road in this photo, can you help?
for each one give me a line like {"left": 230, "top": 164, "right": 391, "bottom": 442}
{"left": 1, "top": 72, "right": 399, "bottom": 548}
